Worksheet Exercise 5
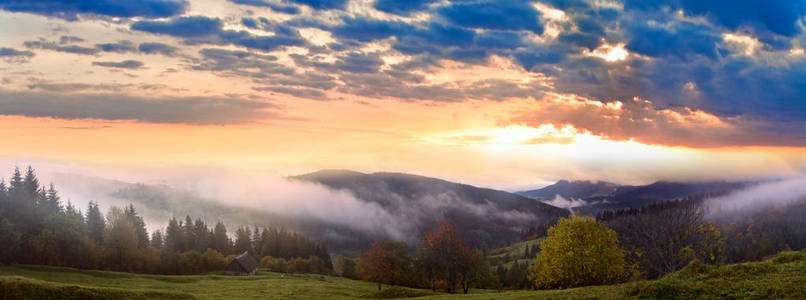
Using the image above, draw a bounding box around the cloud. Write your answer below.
[58,35,84,44]
[191,48,294,77]
[705,177,806,218]
[437,0,544,33]
[24,39,99,55]
[625,20,721,59]
[0,90,277,124]
[131,16,222,38]
[132,16,306,52]
[540,194,588,208]
[625,0,806,37]
[286,0,347,10]
[137,42,177,56]
[374,0,437,16]
[92,60,144,69]
[26,82,131,92]
[95,40,137,53]
[0,47,35,62]
[229,0,300,14]
[508,95,806,147]
[0,0,187,20]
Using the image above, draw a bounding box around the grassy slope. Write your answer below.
[1,249,805,299]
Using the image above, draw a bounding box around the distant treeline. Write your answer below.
[0,166,331,275]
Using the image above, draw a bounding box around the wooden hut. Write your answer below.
[225,252,258,276]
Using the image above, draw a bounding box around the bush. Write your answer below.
[260,256,288,273]
[528,215,627,289]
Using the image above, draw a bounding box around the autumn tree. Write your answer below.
[359,241,397,291]
[605,200,724,278]
[418,221,475,293]
[528,215,626,289]
[103,207,140,272]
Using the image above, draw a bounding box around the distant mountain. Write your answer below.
[517,180,620,201]
[291,170,569,247]
[52,170,569,255]
[518,179,749,213]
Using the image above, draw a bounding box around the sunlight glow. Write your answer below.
[587,43,629,62]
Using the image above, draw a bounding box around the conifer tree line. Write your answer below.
[0,166,331,274]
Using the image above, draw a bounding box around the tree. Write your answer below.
[417,221,470,293]
[103,207,140,272]
[359,241,393,291]
[151,230,164,249]
[41,183,61,215]
[213,221,230,255]
[605,200,724,279]
[233,226,253,255]
[86,201,105,244]
[457,248,499,293]
[125,204,149,248]
[528,215,626,289]
[164,217,184,253]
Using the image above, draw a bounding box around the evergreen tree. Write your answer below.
[233,226,253,254]
[213,221,230,255]
[193,218,209,252]
[183,215,195,251]
[86,201,105,244]
[124,204,149,248]
[151,230,164,249]
[165,217,184,253]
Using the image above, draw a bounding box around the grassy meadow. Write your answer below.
[1,249,805,299]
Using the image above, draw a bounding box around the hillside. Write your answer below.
[518,180,749,213]
[2,249,804,299]
[292,170,569,247]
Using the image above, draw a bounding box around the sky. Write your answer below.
[0,0,805,190]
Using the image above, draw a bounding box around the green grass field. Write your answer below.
[2,249,805,299]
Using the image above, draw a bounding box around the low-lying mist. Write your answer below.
[705,177,806,219]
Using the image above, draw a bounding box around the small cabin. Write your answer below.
[225,252,258,276]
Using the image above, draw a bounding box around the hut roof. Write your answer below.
[229,252,258,273]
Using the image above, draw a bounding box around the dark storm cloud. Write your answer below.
[0,0,187,20]
[0,90,276,124]
[92,60,144,69]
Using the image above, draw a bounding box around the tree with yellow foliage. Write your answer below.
[528,215,626,289]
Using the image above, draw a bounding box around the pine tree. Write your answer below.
[213,221,230,255]
[165,217,184,253]
[42,183,61,215]
[233,226,253,255]
[86,201,105,244]
[124,204,149,248]
[151,230,164,249]
[183,215,195,251]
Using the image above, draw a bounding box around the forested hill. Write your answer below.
[517,179,749,212]
[291,170,569,247]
